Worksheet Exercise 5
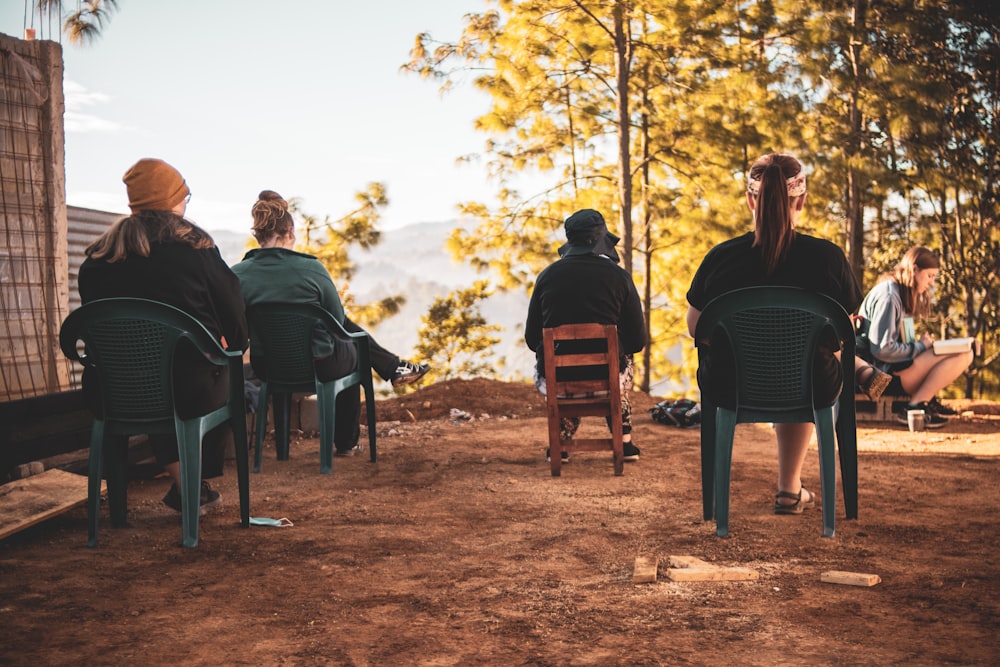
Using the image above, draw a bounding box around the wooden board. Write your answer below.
[632,556,658,584]
[0,469,102,540]
[821,570,881,587]
[666,555,759,582]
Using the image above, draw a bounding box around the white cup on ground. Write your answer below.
[907,409,926,432]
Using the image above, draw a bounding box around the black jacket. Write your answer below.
[525,254,646,377]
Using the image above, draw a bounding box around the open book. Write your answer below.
[932,337,975,356]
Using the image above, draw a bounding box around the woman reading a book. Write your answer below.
[856,246,976,427]
[686,153,888,515]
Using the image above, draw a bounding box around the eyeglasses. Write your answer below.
[185,192,192,204]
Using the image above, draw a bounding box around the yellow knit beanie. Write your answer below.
[122,158,190,212]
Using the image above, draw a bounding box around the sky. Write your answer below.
[2,1,496,234]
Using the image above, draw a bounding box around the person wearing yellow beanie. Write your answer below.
[122,158,191,213]
[78,158,247,517]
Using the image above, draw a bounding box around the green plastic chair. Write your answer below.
[694,286,858,538]
[59,298,251,548]
[245,302,377,474]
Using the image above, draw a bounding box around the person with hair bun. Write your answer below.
[79,158,248,514]
[685,152,884,515]
[232,190,429,456]
[856,246,975,427]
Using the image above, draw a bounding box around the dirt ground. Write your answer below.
[1,378,999,666]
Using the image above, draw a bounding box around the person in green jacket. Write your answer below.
[231,190,429,455]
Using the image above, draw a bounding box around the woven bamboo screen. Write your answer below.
[0,34,73,401]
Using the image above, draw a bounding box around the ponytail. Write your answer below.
[747,153,805,274]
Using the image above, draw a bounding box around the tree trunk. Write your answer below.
[613,2,633,274]
[846,0,868,285]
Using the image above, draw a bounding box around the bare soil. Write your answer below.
[1,378,999,666]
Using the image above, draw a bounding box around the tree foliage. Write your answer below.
[286,182,404,329]
[406,0,1000,399]
[414,280,502,382]
[34,0,119,43]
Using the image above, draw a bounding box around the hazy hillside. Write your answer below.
[214,221,536,383]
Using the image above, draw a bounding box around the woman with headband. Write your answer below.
[685,153,886,515]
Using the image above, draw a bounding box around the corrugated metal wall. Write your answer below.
[66,205,121,312]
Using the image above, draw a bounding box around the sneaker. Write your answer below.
[926,396,958,417]
[545,449,570,463]
[895,402,947,429]
[162,481,222,515]
[622,442,640,462]
[391,360,430,387]
[334,444,362,457]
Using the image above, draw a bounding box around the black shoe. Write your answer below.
[622,442,640,462]
[926,396,958,417]
[545,449,570,463]
[334,444,362,457]
[162,481,222,515]
[896,402,948,429]
[391,361,430,387]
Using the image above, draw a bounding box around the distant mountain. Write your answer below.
[214,220,536,382]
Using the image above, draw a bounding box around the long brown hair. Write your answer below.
[747,153,804,274]
[85,210,215,263]
[892,246,939,318]
[250,190,294,244]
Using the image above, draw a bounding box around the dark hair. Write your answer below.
[892,246,940,318]
[85,210,215,263]
[747,153,804,274]
[250,190,294,244]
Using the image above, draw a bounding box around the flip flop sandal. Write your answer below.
[858,366,893,402]
[773,488,815,515]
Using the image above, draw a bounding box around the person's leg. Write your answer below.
[854,357,892,401]
[774,422,816,510]
[897,348,974,403]
[333,385,362,452]
[342,317,399,381]
[605,357,640,460]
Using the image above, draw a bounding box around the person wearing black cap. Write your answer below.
[525,209,647,462]
[78,158,248,515]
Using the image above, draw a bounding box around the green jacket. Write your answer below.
[231,247,346,359]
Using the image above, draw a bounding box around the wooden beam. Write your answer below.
[0,468,102,540]
[821,570,881,587]
[632,556,658,584]
[666,555,759,582]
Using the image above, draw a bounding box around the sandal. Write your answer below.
[857,365,892,402]
[773,488,816,515]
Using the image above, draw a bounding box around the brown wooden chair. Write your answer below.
[542,323,624,476]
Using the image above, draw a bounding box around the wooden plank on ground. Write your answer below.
[821,570,881,587]
[633,556,658,584]
[0,469,101,540]
[666,555,759,582]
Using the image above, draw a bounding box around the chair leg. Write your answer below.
[253,382,270,473]
[815,408,838,538]
[229,366,251,530]
[318,384,335,474]
[106,435,129,529]
[272,392,292,461]
[363,380,377,462]
[175,420,205,548]
[700,402,717,521]
[86,424,106,548]
[547,408,563,477]
[837,397,859,520]
[714,408,738,537]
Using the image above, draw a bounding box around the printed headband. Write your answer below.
[747,172,807,198]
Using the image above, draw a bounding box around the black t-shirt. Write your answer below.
[686,231,861,408]
[687,231,861,313]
